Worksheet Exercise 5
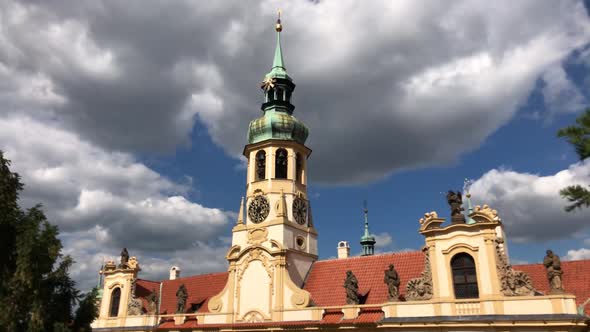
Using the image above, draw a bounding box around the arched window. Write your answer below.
[275,148,288,179]
[109,287,121,317]
[255,150,266,180]
[295,153,303,183]
[451,253,479,299]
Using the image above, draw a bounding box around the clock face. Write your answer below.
[292,197,308,225]
[248,195,270,224]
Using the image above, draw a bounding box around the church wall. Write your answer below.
[237,260,272,320]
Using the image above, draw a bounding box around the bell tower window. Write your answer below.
[295,153,303,183]
[256,150,266,180]
[109,287,121,317]
[275,148,288,179]
[451,253,479,299]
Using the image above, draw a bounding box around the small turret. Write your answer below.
[360,201,376,256]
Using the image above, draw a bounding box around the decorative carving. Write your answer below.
[543,249,564,293]
[127,256,139,270]
[243,311,265,322]
[344,270,359,305]
[146,288,158,315]
[418,211,444,231]
[406,247,433,301]
[208,296,222,312]
[248,195,270,223]
[104,260,116,271]
[292,197,308,225]
[447,191,466,224]
[419,211,438,225]
[120,248,129,268]
[247,228,268,245]
[473,204,501,222]
[384,264,400,301]
[236,249,274,297]
[127,279,143,316]
[495,238,537,296]
[291,291,309,307]
[176,284,188,313]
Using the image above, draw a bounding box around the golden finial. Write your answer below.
[276,9,282,32]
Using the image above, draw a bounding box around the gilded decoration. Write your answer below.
[495,238,537,296]
[247,228,268,245]
[405,247,433,301]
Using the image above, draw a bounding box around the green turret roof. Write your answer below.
[360,204,376,256]
[248,110,308,144]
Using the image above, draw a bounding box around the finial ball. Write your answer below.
[276,23,282,32]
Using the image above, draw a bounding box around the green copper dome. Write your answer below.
[248,110,308,145]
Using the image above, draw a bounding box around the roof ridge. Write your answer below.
[160,271,228,282]
[316,250,421,263]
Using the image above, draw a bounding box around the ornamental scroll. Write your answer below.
[405,246,433,301]
[495,238,537,296]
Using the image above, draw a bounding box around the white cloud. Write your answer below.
[564,248,590,261]
[0,115,233,288]
[542,65,586,115]
[373,232,393,248]
[470,161,590,242]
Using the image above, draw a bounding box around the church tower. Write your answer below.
[207,13,316,323]
[360,203,376,256]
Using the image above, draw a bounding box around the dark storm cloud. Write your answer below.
[1,1,589,183]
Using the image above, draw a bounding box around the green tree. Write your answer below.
[0,151,98,331]
[557,108,590,212]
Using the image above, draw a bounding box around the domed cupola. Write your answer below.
[247,13,309,145]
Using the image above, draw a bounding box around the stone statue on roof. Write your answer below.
[147,288,158,314]
[543,249,564,293]
[446,191,466,224]
[384,264,400,301]
[119,248,129,268]
[344,270,359,305]
[176,284,188,313]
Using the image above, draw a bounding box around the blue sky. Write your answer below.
[0,1,589,289]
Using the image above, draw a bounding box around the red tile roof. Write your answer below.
[515,259,590,315]
[133,251,590,328]
[137,272,228,315]
[303,251,426,306]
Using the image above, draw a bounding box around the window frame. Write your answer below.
[109,287,121,317]
[451,253,479,299]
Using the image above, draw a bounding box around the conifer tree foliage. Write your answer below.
[0,151,98,332]
[557,108,590,212]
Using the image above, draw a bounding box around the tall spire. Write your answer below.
[273,10,285,70]
[266,10,290,80]
[464,179,476,225]
[360,200,376,256]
